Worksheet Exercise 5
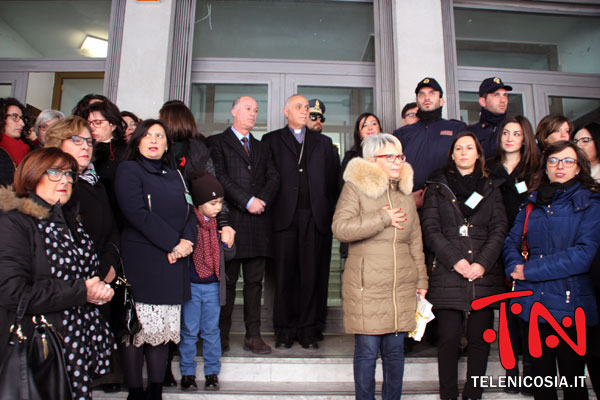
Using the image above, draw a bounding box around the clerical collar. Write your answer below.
[288,126,306,143]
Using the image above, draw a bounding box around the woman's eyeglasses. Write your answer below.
[547,157,577,168]
[6,113,25,122]
[376,154,406,163]
[45,169,77,182]
[572,137,593,145]
[70,135,96,146]
[87,119,107,128]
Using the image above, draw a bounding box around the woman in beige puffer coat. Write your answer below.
[332,133,428,400]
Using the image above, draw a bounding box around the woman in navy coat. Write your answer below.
[115,119,195,400]
[504,140,600,400]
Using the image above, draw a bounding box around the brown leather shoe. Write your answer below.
[243,335,272,354]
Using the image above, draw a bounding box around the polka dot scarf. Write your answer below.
[37,214,115,400]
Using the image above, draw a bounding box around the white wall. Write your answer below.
[393,0,448,121]
[116,0,175,119]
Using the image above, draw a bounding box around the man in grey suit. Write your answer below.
[207,96,280,354]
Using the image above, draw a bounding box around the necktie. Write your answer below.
[241,137,251,159]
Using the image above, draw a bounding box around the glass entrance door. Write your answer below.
[190,62,375,332]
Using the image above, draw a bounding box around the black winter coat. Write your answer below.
[206,128,280,258]
[0,147,15,186]
[422,169,508,311]
[262,126,340,234]
[0,190,88,360]
[486,159,530,229]
[170,137,230,228]
[65,179,120,279]
[115,156,194,305]
[93,140,127,228]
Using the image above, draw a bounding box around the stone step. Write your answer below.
[91,334,598,399]
[92,381,534,399]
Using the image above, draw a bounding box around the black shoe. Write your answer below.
[275,335,293,349]
[204,374,219,391]
[126,387,144,400]
[180,375,198,391]
[300,340,319,349]
[503,386,520,394]
[101,383,121,393]
[163,367,177,387]
[521,385,534,396]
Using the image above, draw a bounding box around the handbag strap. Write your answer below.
[522,202,534,238]
[520,202,535,261]
[14,289,33,324]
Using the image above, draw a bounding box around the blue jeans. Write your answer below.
[354,333,406,400]
[179,282,221,376]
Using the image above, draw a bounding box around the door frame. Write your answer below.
[458,66,600,126]
[191,58,375,333]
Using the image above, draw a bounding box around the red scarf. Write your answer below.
[0,134,30,165]
[192,208,220,280]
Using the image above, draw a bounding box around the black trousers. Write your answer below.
[520,320,589,400]
[272,209,331,343]
[436,308,494,399]
[219,256,266,338]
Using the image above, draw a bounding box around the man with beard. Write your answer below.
[469,77,513,158]
[393,77,466,208]
[262,94,340,350]
[306,99,326,133]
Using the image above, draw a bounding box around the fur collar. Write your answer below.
[343,157,414,199]
[0,186,50,219]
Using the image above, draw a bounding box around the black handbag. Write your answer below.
[113,276,142,339]
[0,290,73,400]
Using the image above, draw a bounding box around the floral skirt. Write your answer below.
[125,302,181,347]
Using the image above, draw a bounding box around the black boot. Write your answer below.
[146,382,162,400]
[127,387,145,400]
[162,343,177,387]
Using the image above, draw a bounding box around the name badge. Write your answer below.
[515,181,528,194]
[185,193,194,206]
[464,192,483,209]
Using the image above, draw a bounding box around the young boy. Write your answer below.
[179,169,235,391]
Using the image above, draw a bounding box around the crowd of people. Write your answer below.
[0,74,598,400]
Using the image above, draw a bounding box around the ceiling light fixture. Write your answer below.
[80,35,108,58]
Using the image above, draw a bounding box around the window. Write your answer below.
[0,1,111,59]
[454,8,600,74]
[193,0,374,61]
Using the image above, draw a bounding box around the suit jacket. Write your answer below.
[262,126,340,234]
[207,128,280,258]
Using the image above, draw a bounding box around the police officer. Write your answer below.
[306,99,325,133]
[393,77,466,208]
[469,77,513,158]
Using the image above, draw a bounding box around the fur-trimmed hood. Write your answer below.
[0,186,50,219]
[342,157,413,199]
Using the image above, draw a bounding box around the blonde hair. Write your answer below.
[44,115,90,148]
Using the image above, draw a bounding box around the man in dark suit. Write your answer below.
[262,94,340,349]
[207,96,280,354]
